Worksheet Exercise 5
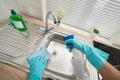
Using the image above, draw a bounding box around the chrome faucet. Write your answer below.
[44,11,57,34]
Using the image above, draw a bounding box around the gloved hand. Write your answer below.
[27,56,47,80]
[64,35,109,70]
[26,47,51,80]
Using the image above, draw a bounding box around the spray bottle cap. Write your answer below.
[11,9,16,15]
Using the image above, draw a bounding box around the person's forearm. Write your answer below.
[98,62,120,80]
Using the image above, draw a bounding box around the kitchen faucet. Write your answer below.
[44,11,57,34]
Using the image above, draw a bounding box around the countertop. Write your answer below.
[0,14,99,80]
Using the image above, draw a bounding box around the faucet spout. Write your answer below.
[45,11,57,34]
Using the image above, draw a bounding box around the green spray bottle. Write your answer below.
[10,9,27,31]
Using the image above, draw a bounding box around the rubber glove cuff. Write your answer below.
[86,46,109,70]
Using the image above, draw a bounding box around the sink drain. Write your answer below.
[52,50,57,55]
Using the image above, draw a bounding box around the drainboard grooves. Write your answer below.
[0,23,43,59]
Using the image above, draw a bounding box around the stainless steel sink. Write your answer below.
[37,32,89,80]
[0,21,91,80]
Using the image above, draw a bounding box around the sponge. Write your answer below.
[26,47,51,62]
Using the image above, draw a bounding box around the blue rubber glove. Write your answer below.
[27,56,47,80]
[26,47,51,80]
[64,35,109,70]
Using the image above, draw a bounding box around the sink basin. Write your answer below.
[38,32,75,79]
[37,32,89,79]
